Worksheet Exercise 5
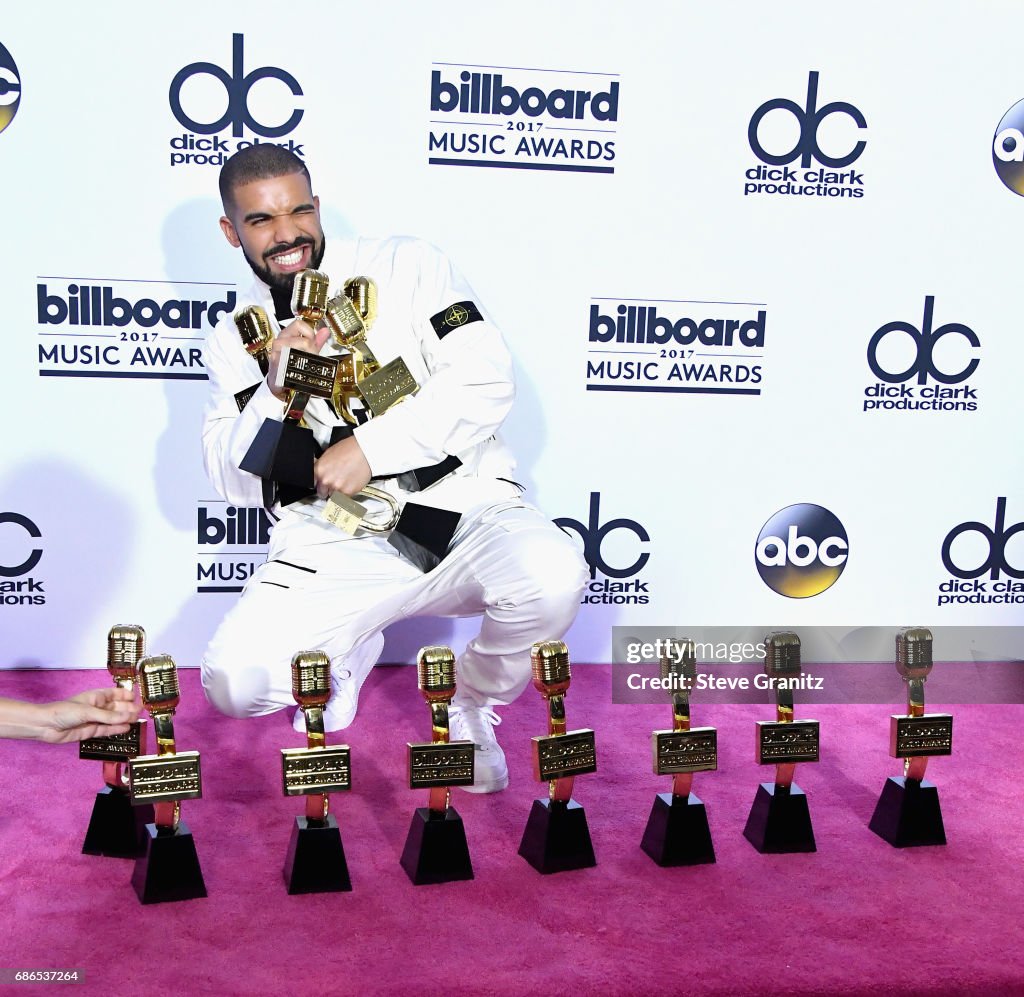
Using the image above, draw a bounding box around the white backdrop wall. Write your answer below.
[1,1,1022,670]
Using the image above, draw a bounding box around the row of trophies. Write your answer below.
[78,626,952,904]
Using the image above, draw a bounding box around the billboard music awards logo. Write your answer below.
[862,296,979,413]
[0,41,21,136]
[168,33,304,167]
[0,512,45,606]
[555,493,651,605]
[36,279,236,379]
[585,296,766,395]
[992,98,1024,195]
[938,498,1024,608]
[755,504,848,598]
[428,62,618,174]
[196,501,272,593]
[744,71,866,200]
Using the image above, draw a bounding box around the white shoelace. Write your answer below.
[451,707,501,748]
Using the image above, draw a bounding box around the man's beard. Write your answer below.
[242,236,326,315]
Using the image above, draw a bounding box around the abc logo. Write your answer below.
[169,33,302,138]
[942,498,1023,580]
[0,41,21,137]
[0,512,42,577]
[555,492,650,580]
[755,504,848,598]
[748,71,866,168]
[993,98,1024,195]
[867,295,979,385]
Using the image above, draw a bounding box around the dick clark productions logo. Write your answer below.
[168,34,304,166]
[744,71,866,199]
[755,504,849,598]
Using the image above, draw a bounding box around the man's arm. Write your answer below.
[0,688,139,743]
[350,240,516,478]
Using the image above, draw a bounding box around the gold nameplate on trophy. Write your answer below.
[281,745,352,796]
[323,492,370,534]
[127,751,203,805]
[755,720,820,765]
[279,347,339,398]
[531,729,598,782]
[358,357,419,416]
[407,741,475,789]
[79,722,145,762]
[651,727,718,776]
[889,714,954,758]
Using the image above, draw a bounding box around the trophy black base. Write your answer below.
[400,807,474,886]
[869,776,947,847]
[240,419,320,493]
[640,792,716,867]
[743,782,816,854]
[131,822,208,904]
[81,786,154,858]
[284,815,352,894]
[518,798,597,874]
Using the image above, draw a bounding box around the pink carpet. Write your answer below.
[1,665,1021,997]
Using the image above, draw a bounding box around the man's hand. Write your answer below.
[0,688,141,744]
[314,435,372,498]
[267,319,332,400]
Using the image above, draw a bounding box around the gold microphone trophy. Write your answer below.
[869,627,951,847]
[80,625,153,857]
[400,646,475,885]
[232,304,274,412]
[281,651,354,893]
[640,638,717,866]
[518,641,597,874]
[742,631,819,853]
[239,269,336,505]
[127,655,206,903]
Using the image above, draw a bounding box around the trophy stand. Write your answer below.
[128,655,206,904]
[518,641,598,874]
[641,638,717,866]
[869,628,951,847]
[282,650,353,893]
[743,632,819,854]
[80,624,154,857]
[400,646,475,885]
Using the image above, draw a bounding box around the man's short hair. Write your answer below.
[219,145,312,214]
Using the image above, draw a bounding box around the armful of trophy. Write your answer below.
[237,270,334,501]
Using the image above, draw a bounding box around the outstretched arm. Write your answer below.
[0,688,140,743]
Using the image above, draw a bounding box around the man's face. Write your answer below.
[219,172,325,294]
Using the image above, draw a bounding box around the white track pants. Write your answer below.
[200,500,589,719]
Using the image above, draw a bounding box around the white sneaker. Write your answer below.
[448,705,509,794]
[292,657,374,734]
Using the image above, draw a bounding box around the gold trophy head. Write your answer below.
[764,631,802,677]
[343,277,378,329]
[290,269,330,323]
[659,637,696,687]
[107,624,145,687]
[531,640,571,697]
[234,305,274,356]
[417,646,457,703]
[138,654,180,714]
[291,650,332,710]
[324,292,366,349]
[896,627,933,681]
